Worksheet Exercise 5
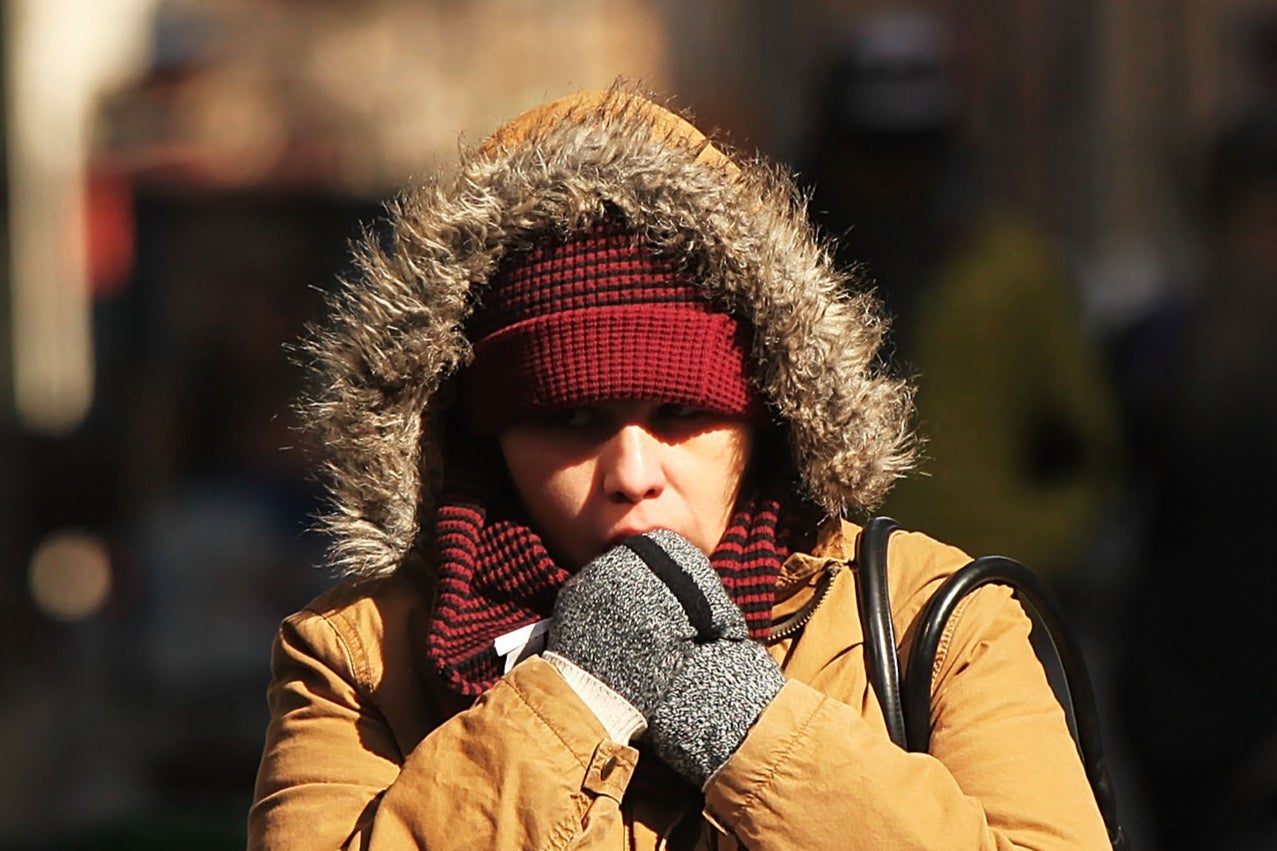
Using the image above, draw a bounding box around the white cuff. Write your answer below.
[542,651,648,743]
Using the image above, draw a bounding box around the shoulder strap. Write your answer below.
[853,516,908,748]
[855,517,1129,850]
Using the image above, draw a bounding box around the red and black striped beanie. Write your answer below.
[463,218,760,434]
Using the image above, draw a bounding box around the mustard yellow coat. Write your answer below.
[249,521,1109,849]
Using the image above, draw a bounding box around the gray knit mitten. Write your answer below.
[547,529,785,786]
[645,616,785,787]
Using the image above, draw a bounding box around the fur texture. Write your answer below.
[300,86,916,579]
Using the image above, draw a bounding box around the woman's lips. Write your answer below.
[604,525,665,549]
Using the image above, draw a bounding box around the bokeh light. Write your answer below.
[28,530,113,622]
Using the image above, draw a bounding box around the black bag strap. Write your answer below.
[854,517,1129,850]
[853,516,908,748]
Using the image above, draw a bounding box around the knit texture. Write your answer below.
[464,220,759,436]
[542,651,648,743]
[547,530,731,717]
[647,639,786,786]
[548,529,785,786]
[425,448,810,698]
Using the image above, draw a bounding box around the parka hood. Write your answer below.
[301,86,915,580]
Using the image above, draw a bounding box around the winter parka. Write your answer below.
[248,87,1111,849]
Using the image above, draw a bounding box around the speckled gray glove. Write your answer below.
[546,529,785,786]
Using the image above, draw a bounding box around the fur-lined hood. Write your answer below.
[301,87,915,580]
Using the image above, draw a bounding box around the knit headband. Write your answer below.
[463,220,760,435]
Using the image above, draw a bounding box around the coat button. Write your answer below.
[599,755,617,780]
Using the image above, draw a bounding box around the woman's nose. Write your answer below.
[600,424,666,503]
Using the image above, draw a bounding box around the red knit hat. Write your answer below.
[464,219,760,435]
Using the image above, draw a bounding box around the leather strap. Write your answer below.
[853,516,907,748]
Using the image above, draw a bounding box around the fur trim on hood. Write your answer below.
[300,86,916,580]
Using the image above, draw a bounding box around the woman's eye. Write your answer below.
[655,404,712,425]
[555,408,596,428]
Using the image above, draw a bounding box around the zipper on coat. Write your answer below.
[765,562,842,643]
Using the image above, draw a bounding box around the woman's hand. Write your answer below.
[547,530,785,785]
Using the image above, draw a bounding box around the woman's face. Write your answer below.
[499,399,753,569]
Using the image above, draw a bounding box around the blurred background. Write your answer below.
[2,0,1275,848]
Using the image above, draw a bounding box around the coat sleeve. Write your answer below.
[247,608,638,851]
[703,584,1112,850]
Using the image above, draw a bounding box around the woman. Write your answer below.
[248,87,1110,849]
